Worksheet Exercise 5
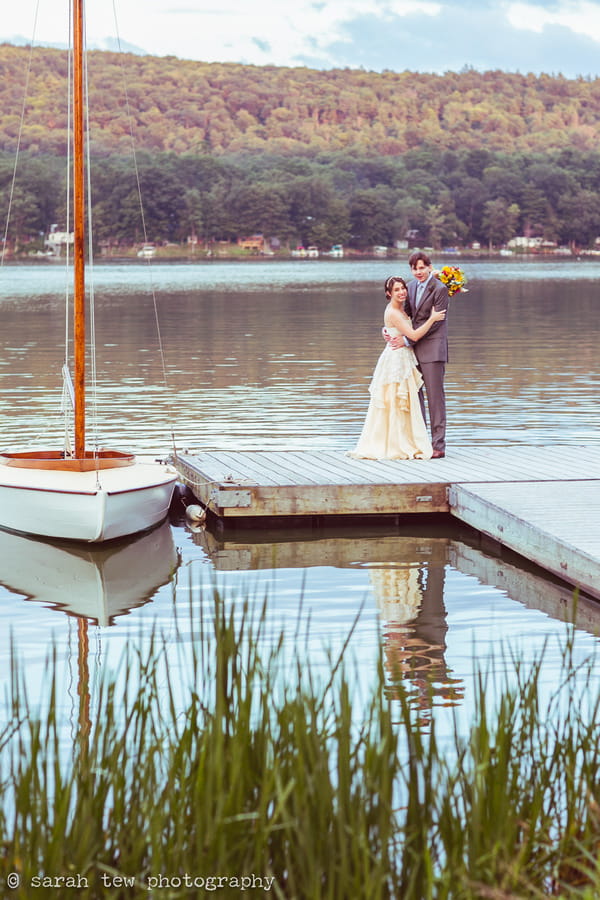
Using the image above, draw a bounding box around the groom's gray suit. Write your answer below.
[404,276,449,453]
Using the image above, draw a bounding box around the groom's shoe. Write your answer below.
[431,450,445,459]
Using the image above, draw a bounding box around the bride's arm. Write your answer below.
[389,307,445,342]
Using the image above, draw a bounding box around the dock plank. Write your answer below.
[209,450,302,486]
[181,451,261,485]
[262,451,364,485]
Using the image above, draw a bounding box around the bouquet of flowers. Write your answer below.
[436,265,468,296]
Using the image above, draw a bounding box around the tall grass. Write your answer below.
[1,593,600,898]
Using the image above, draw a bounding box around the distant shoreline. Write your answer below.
[10,248,590,265]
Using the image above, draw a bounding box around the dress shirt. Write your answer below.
[415,282,425,309]
[415,274,432,309]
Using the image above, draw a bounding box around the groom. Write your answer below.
[398,251,449,457]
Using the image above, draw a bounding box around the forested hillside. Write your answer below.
[2,44,600,156]
[2,43,600,252]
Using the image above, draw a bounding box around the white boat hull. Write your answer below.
[0,459,177,542]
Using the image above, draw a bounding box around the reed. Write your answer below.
[0,593,599,898]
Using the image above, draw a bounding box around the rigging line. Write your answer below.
[0,1,40,267]
[110,0,179,457]
[82,15,100,458]
[65,9,74,370]
[62,8,75,459]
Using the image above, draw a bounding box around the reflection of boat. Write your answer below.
[0,0,176,542]
[0,521,178,626]
[0,521,179,742]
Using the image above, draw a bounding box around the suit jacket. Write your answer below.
[404,276,449,364]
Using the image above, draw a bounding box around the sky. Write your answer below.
[3,0,600,78]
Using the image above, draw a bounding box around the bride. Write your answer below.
[348,276,446,460]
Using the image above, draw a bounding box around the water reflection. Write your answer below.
[194,524,463,715]
[0,513,598,745]
[450,539,600,634]
[0,523,179,737]
[194,520,600,722]
[368,561,464,724]
[0,521,179,626]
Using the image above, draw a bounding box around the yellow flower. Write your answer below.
[437,265,468,295]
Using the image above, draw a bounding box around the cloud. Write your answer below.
[507,1,600,42]
[137,1,444,67]
[318,1,600,76]
[3,0,600,77]
[2,0,442,67]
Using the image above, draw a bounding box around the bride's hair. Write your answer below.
[384,275,407,297]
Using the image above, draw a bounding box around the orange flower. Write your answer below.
[437,265,468,296]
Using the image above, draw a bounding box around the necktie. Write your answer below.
[416,283,425,309]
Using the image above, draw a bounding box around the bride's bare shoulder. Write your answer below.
[386,305,408,328]
[383,301,395,327]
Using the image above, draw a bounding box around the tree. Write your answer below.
[91,157,187,243]
[348,187,395,249]
[183,188,203,242]
[424,204,445,249]
[0,185,40,250]
[481,199,520,248]
[557,189,600,249]
[286,176,348,247]
[305,196,350,248]
[0,156,61,248]
[450,175,487,243]
[226,183,291,241]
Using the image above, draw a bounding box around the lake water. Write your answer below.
[0,257,599,736]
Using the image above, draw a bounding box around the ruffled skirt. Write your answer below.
[347,346,432,460]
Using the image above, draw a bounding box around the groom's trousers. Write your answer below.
[417,361,446,453]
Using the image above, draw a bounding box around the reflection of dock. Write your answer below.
[174,446,600,601]
[450,540,600,632]
[197,525,600,631]
[196,529,449,571]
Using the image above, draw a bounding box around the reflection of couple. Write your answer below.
[348,251,449,461]
[369,561,463,716]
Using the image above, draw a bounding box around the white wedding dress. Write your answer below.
[348,327,433,460]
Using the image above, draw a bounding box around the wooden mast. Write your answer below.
[77,616,91,747]
[73,0,86,458]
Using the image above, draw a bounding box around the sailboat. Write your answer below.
[0,0,177,542]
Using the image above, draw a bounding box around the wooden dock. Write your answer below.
[172,445,600,601]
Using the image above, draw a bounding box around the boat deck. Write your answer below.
[173,445,600,601]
